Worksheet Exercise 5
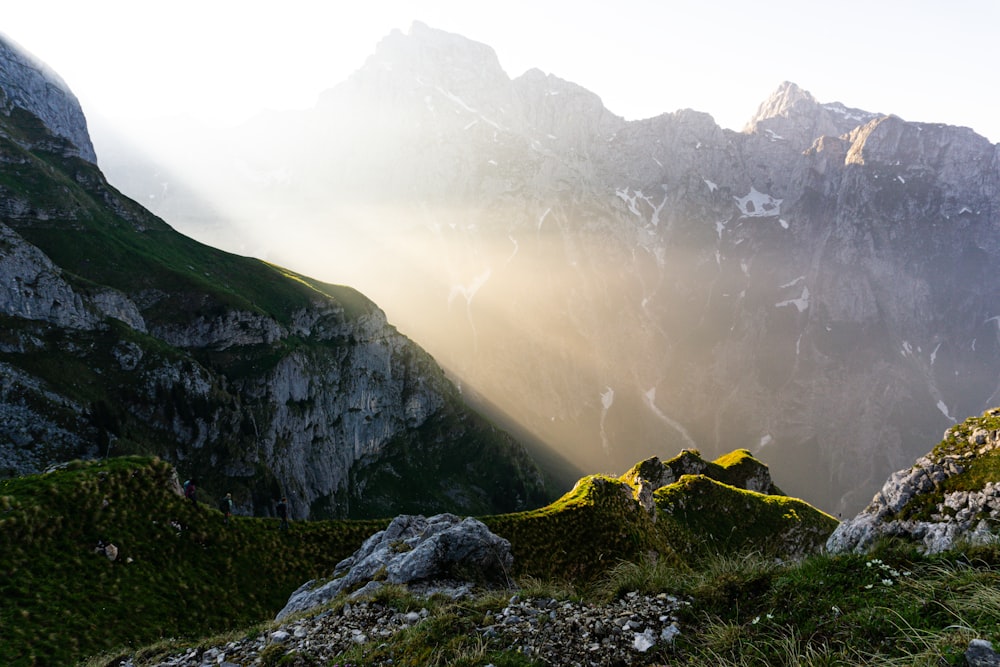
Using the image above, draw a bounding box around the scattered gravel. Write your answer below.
[118,589,688,667]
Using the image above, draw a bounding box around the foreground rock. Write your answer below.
[828,409,1000,554]
[277,513,513,620]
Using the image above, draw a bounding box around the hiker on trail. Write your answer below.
[183,479,198,505]
[221,492,233,526]
[276,496,290,530]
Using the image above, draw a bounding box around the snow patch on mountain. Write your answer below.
[735,188,782,218]
[599,386,615,454]
[776,287,810,312]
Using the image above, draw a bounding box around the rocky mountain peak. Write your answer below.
[512,67,622,147]
[746,81,818,127]
[0,33,96,164]
[745,81,880,149]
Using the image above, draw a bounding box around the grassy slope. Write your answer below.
[0,107,361,326]
[1,448,835,665]
[0,457,387,666]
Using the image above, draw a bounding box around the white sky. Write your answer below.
[3,0,999,142]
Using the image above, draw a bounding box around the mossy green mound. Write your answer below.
[485,473,681,582]
[486,448,835,582]
[655,474,838,557]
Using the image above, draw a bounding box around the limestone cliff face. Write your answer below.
[98,24,1000,517]
[0,35,548,519]
[0,34,96,163]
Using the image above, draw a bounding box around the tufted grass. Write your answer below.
[593,540,1000,666]
[0,456,387,666]
[162,543,1000,667]
[60,467,1000,667]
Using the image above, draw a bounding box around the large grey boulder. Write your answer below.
[276,513,513,620]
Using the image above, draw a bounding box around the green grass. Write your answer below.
[654,474,838,558]
[0,448,830,665]
[9,452,1000,667]
[101,544,1000,667]
[0,457,386,666]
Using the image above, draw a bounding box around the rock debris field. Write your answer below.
[119,590,687,667]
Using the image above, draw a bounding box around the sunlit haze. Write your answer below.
[4,0,1000,514]
[5,0,999,141]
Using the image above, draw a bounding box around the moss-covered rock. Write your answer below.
[654,474,837,557]
[829,408,1000,554]
[487,448,835,581]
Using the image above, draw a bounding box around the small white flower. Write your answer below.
[882,579,894,586]
[864,583,874,589]
[752,616,760,625]
[766,613,774,619]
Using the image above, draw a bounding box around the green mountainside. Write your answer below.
[0,86,549,520]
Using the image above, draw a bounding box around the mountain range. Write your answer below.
[96,22,1000,515]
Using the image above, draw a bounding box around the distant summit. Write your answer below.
[744,80,881,145]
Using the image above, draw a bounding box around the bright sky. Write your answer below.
[4,0,999,142]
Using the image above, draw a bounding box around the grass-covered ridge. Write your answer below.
[655,474,838,558]
[0,117,364,329]
[484,448,835,582]
[1,450,835,665]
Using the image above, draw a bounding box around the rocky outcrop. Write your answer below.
[622,449,780,515]
[828,409,1000,554]
[0,34,96,163]
[276,513,513,620]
